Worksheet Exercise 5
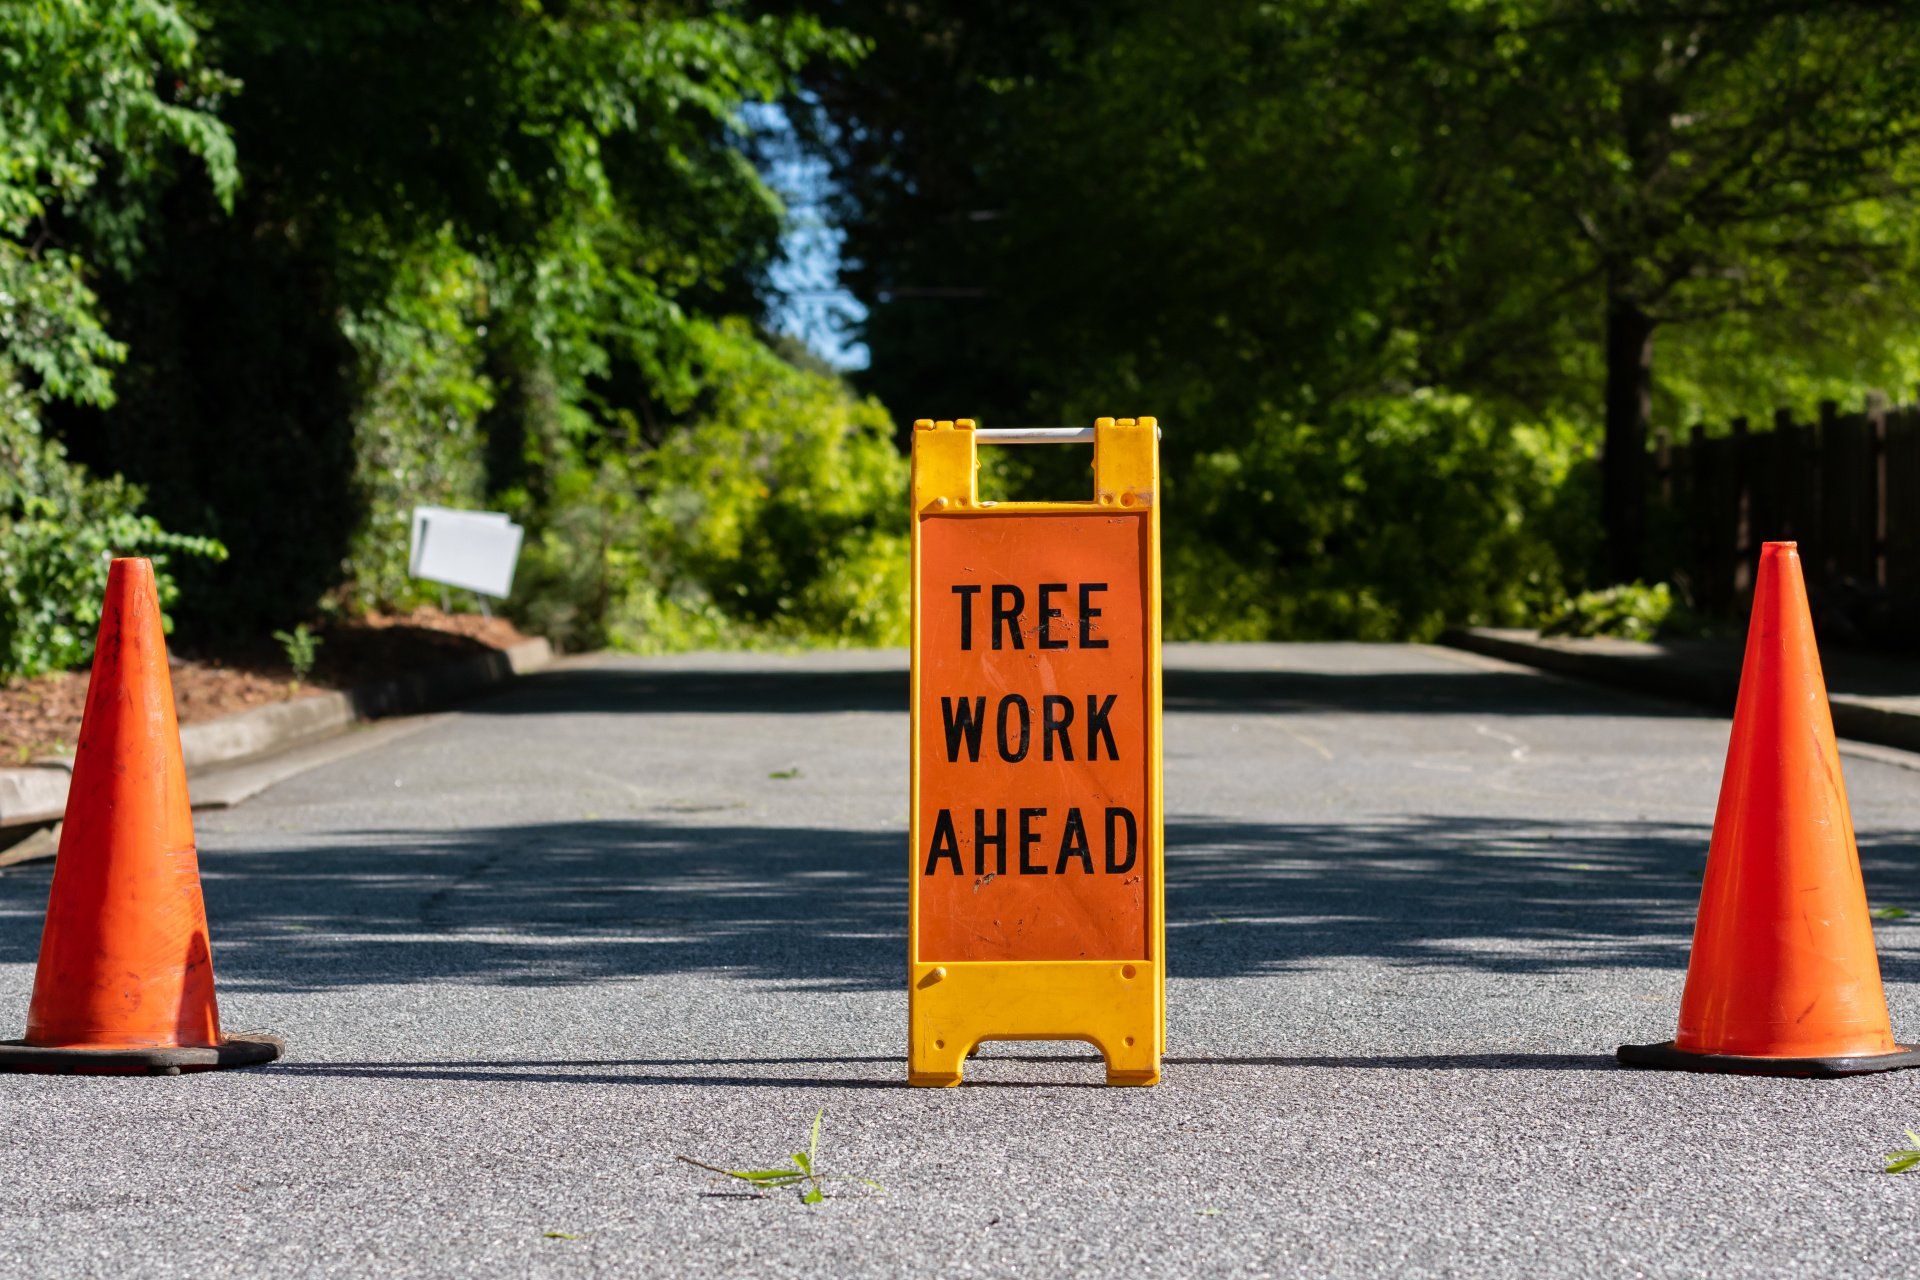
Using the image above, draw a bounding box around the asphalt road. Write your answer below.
[2,643,1919,1277]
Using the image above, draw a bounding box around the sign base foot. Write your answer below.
[909,960,1162,1088]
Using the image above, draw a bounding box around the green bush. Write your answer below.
[505,457,651,652]
[1539,582,1685,642]
[626,319,908,647]
[504,319,909,653]
[338,234,495,612]
[0,409,225,678]
[1168,392,1575,641]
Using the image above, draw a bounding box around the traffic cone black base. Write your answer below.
[1618,1040,1920,1078]
[0,1032,283,1076]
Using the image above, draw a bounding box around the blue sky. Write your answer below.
[746,101,870,371]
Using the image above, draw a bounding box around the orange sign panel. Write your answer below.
[915,512,1152,961]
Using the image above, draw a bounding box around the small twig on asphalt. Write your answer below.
[677,1109,883,1204]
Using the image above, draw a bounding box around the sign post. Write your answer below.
[908,416,1164,1087]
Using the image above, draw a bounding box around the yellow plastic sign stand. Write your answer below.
[908,416,1164,1087]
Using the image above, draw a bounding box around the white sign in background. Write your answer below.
[409,506,525,599]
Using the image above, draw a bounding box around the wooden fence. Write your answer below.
[1648,394,1920,636]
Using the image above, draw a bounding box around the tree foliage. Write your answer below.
[507,318,904,651]
[1358,0,1920,578]
[4,1,882,673]
[0,0,233,677]
[631,319,906,648]
[790,0,1920,628]
[0,0,903,677]
[9,1,1920,675]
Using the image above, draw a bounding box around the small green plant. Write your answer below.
[271,623,323,690]
[1539,582,1682,642]
[677,1109,882,1205]
[1873,906,1911,921]
[1885,1131,1920,1173]
[769,767,800,780]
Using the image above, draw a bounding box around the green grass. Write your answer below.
[677,1110,882,1205]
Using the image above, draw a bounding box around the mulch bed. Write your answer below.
[0,608,531,763]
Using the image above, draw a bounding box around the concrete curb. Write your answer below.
[1443,627,1920,754]
[0,769,70,832]
[0,636,552,830]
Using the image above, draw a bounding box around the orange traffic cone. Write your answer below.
[1619,541,1919,1076]
[0,559,281,1074]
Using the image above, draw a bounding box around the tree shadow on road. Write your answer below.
[1168,816,1707,979]
[462,657,1701,721]
[466,663,909,717]
[9,812,1916,994]
[1162,667,1694,720]
[1170,817,1920,983]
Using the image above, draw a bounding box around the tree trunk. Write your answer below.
[1602,289,1655,583]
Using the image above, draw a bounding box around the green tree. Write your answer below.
[787,0,1576,632]
[789,0,1920,623]
[1370,0,1920,579]
[57,1,862,636]
[1,0,234,411]
[0,0,234,676]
